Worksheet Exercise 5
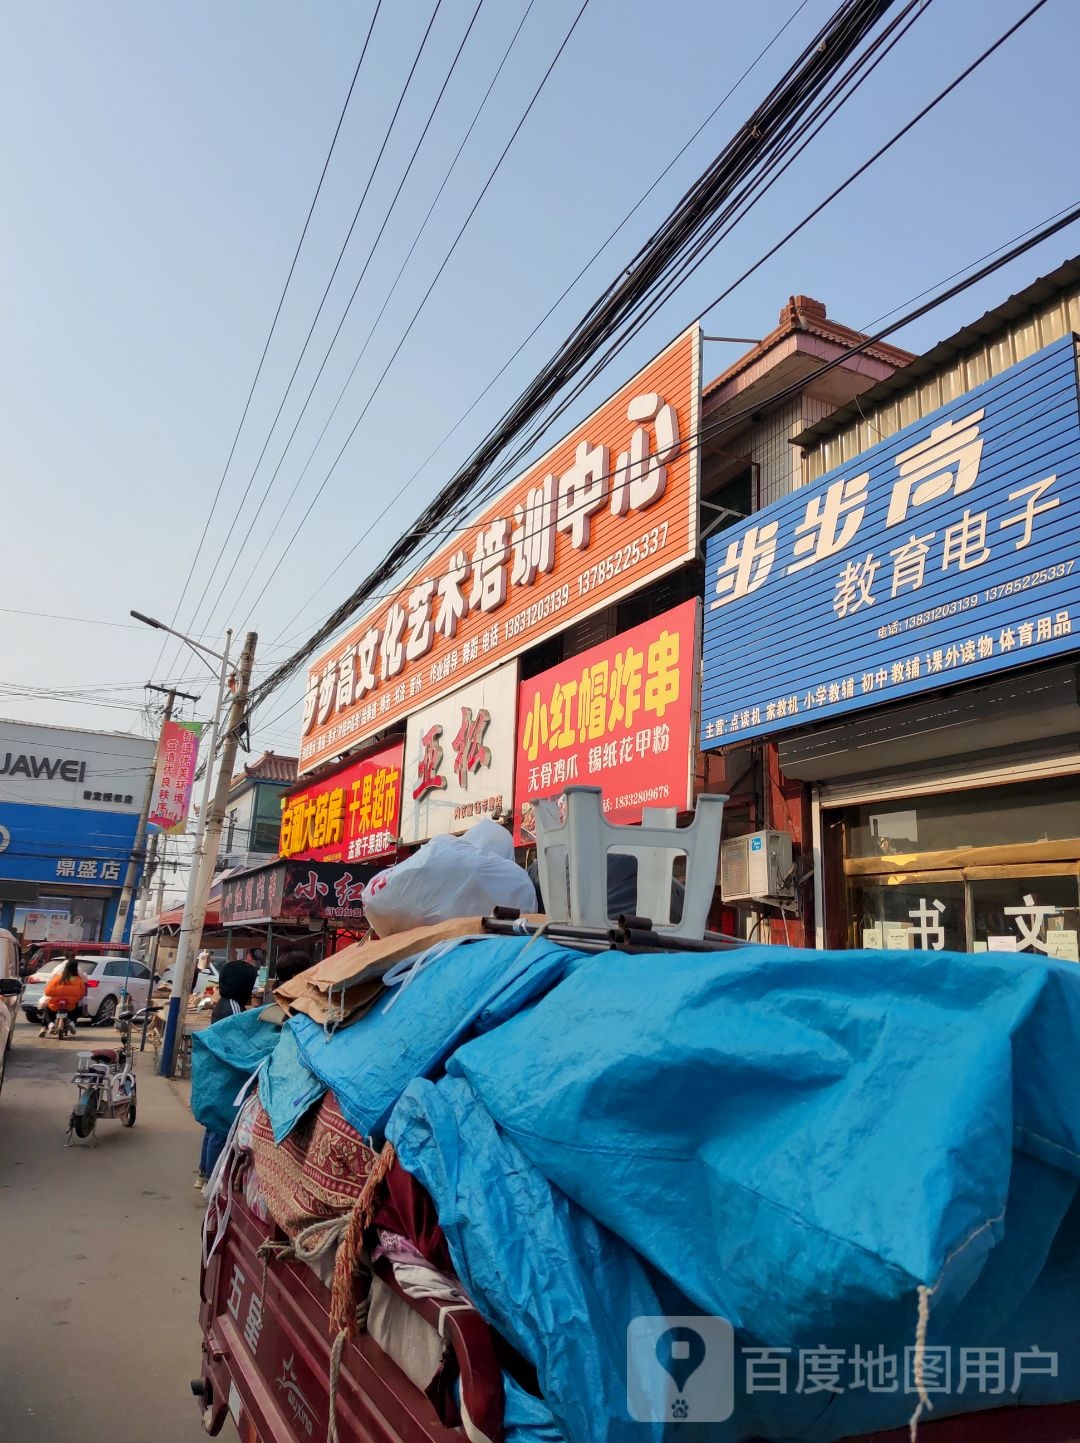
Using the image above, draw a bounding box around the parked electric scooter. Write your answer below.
[67,998,137,1144]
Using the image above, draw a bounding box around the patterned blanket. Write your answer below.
[249,1092,376,1246]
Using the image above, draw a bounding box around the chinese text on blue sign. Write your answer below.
[700,337,1080,748]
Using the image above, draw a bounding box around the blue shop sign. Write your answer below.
[0,802,139,886]
[701,335,1080,748]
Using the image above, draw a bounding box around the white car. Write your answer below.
[22,954,156,1028]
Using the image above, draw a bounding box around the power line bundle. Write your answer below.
[248,0,916,711]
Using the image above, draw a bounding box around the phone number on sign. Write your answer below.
[900,593,979,632]
[578,521,670,597]
[985,558,1075,602]
[504,583,572,641]
[603,784,671,812]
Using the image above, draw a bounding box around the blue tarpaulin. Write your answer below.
[288,935,572,1140]
[384,939,1080,1442]
[242,934,1080,1441]
[191,1007,280,1135]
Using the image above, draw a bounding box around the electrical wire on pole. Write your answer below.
[167,0,447,666]
[239,0,919,703]
[256,0,1050,666]
[244,199,1080,726]
[153,2,384,679]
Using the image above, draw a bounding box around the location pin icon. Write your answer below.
[656,1325,706,1398]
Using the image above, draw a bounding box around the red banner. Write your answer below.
[148,720,203,834]
[513,599,698,841]
[279,742,403,865]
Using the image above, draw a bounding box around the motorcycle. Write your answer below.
[47,1000,76,1040]
[67,998,138,1144]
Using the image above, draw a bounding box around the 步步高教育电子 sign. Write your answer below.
[700,336,1080,748]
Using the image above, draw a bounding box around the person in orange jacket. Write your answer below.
[39,958,88,1037]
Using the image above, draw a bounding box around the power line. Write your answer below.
[395,0,1049,571]
[421,0,930,538]
[196,0,490,641]
[152,1,383,676]
[242,0,917,699]
[217,0,541,635]
[259,0,817,646]
[167,0,444,667]
[232,0,596,636]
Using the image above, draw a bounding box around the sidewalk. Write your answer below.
[0,1019,214,1443]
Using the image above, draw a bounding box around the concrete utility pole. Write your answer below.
[115,682,199,951]
[161,631,257,1079]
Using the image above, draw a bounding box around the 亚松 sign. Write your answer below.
[513,600,698,840]
[399,662,517,844]
[298,326,701,775]
[701,336,1080,749]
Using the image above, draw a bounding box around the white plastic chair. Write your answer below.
[532,785,727,939]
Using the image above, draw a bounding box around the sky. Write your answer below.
[2,0,1078,787]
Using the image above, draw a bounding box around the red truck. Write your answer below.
[195,1120,1080,1443]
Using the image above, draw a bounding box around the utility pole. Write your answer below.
[161,631,257,1079]
[116,682,199,952]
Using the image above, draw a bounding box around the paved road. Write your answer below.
[0,1014,218,1443]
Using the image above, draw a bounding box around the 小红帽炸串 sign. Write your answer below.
[514,599,698,840]
[298,326,701,775]
[700,336,1080,748]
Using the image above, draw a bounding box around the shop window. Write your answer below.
[847,879,966,951]
[844,776,1080,860]
[13,895,106,943]
[970,876,1080,960]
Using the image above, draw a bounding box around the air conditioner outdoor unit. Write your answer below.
[720,829,794,902]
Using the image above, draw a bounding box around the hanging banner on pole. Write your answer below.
[148,720,204,835]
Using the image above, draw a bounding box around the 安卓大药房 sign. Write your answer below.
[298,326,701,775]
[514,599,698,840]
[700,336,1080,748]
[279,742,403,865]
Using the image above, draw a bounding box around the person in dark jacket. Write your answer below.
[211,947,263,1020]
[196,952,265,1186]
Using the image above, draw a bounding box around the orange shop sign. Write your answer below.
[298,325,702,775]
[279,741,403,865]
[514,599,699,842]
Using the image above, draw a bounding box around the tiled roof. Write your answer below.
[702,295,915,400]
[229,750,298,790]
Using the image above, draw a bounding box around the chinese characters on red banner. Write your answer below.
[514,600,697,840]
[279,742,403,864]
[299,327,701,774]
[148,720,203,834]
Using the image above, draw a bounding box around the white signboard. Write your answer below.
[0,719,156,813]
[400,662,518,845]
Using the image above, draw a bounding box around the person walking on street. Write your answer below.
[194,955,263,1188]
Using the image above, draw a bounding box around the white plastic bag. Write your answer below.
[362,819,538,936]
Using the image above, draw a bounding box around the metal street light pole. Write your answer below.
[130,611,234,1079]
[113,681,200,951]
